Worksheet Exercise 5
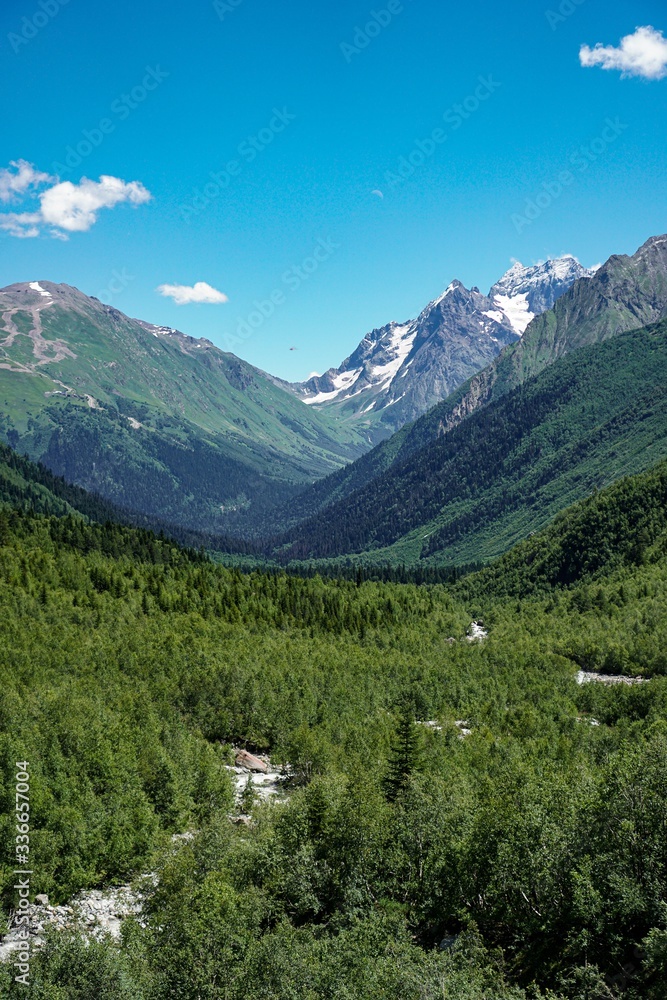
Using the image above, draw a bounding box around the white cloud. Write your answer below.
[580,25,667,80]
[0,212,42,239]
[40,176,151,232]
[157,282,229,305]
[0,167,152,238]
[0,160,54,202]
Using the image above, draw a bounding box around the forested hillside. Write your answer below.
[458,459,667,599]
[0,441,124,522]
[0,442,259,556]
[277,320,667,564]
[2,460,667,996]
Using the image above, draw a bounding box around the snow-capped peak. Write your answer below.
[302,320,418,406]
[294,251,593,430]
[421,281,462,312]
[502,260,526,277]
[489,256,595,335]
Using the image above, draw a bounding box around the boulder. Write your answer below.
[235,750,268,773]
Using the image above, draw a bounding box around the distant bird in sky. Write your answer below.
[289,346,298,351]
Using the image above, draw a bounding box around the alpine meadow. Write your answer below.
[1,2,667,999]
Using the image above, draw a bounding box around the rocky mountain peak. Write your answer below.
[489,256,595,333]
[634,234,667,262]
[292,252,590,439]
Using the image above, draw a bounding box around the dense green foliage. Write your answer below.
[0,440,269,559]
[1,454,667,996]
[0,442,127,523]
[277,321,667,565]
[459,459,667,599]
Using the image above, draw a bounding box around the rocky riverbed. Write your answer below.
[1,749,289,963]
[576,669,649,686]
[467,621,488,642]
[0,884,146,962]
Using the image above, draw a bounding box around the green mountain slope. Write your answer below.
[0,441,260,555]
[435,232,667,434]
[0,282,370,535]
[274,234,667,530]
[277,319,667,563]
[459,458,667,599]
[0,440,120,521]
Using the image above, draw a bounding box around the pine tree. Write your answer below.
[384,704,424,802]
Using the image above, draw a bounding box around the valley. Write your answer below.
[276,319,667,564]
[4,6,667,997]
[0,247,615,549]
[2,447,667,997]
[1,236,667,1000]
[269,234,667,558]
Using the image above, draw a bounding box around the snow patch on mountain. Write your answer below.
[29,281,51,298]
[483,309,505,325]
[492,292,534,335]
[370,324,417,386]
[490,256,595,334]
[304,367,362,405]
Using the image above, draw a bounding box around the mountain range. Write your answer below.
[1,235,666,562]
[289,256,593,441]
[0,254,590,537]
[270,234,667,558]
[0,281,370,535]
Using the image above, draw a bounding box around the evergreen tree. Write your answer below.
[384,703,424,802]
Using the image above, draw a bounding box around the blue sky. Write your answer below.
[0,0,665,381]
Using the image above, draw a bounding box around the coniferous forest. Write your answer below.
[1,452,667,997]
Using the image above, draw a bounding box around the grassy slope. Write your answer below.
[0,283,371,535]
